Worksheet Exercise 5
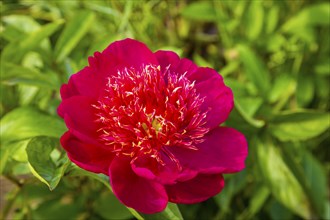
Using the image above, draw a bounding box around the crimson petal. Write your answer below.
[155,50,198,76]
[109,157,168,214]
[102,38,159,72]
[170,127,248,174]
[61,132,113,174]
[190,67,234,128]
[166,173,224,204]
[57,96,100,145]
[62,39,159,100]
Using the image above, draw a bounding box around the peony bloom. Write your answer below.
[58,39,248,214]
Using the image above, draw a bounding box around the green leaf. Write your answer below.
[141,203,183,220]
[54,11,95,62]
[248,185,270,216]
[297,74,314,107]
[94,192,134,220]
[67,165,144,220]
[214,171,248,214]
[269,111,330,141]
[268,74,296,104]
[33,196,84,220]
[1,62,59,89]
[245,1,264,40]
[237,45,271,97]
[255,139,311,219]
[0,147,10,174]
[301,150,328,218]
[67,165,112,191]
[0,107,66,142]
[2,20,64,63]
[282,3,330,32]
[26,136,69,190]
[237,184,270,220]
[181,2,216,22]
[266,6,279,34]
[235,97,265,128]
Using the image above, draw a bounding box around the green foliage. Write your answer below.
[26,137,69,191]
[0,0,329,220]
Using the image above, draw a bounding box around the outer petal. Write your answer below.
[190,67,234,128]
[109,157,168,214]
[57,96,99,145]
[155,51,198,76]
[61,131,113,175]
[169,127,248,174]
[62,39,158,100]
[101,38,158,72]
[166,174,224,204]
[61,66,103,100]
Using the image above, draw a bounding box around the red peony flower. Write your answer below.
[58,39,248,214]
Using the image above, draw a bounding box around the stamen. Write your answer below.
[93,65,209,166]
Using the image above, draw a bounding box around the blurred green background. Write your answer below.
[0,0,329,220]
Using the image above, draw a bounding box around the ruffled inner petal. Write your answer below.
[109,157,168,214]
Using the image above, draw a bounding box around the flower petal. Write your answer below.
[109,157,168,214]
[102,38,158,71]
[166,173,224,204]
[62,39,158,100]
[61,66,103,100]
[131,152,184,184]
[170,127,248,174]
[154,53,233,128]
[60,131,113,174]
[190,67,234,128]
[155,50,198,76]
[57,96,99,144]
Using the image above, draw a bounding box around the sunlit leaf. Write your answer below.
[54,11,95,62]
[181,2,216,21]
[1,62,59,89]
[266,6,279,34]
[2,20,64,63]
[235,98,265,128]
[269,111,330,141]
[0,107,66,142]
[237,45,271,97]
[256,138,311,219]
[245,1,264,40]
[26,136,69,190]
[282,3,330,32]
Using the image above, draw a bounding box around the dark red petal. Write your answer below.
[109,157,168,214]
[57,96,99,144]
[60,131,113,175]
[131,152,182,184]
[62,66,103,100]
[166,173,224,204]
[62,39,158,100]
[169,127,248,174]
[103,38,158,71]
[190,67,234,128]
[155,50,198,76]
